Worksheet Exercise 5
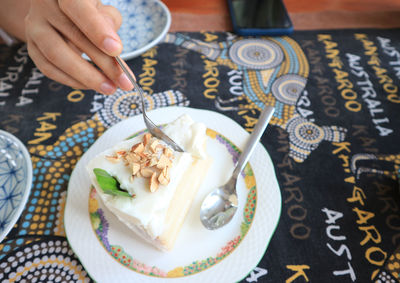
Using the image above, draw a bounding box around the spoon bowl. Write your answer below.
[200,106,275,230]
[200,178,238,229]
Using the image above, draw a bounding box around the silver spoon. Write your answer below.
[115,56,184,152]
[200,106,275,230]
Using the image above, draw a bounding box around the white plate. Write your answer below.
[64,106,281,282]
[102,0,171,60]
[0,130,33,243]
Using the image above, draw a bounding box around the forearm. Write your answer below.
[0,0,30,42]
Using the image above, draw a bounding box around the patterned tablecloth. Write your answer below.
[1,29,400,282]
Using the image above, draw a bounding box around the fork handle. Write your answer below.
[115,56,185,153]
[115,56,135,85]
[115,56,147,121]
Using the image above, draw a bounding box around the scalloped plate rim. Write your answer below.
[64,106,282,282]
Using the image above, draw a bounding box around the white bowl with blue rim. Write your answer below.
[0,130,32,243]
[102,0,171,60]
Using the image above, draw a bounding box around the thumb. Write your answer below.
[59,0,122,56]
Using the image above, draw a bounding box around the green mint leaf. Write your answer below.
[93,168,131,198]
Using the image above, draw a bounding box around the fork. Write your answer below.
[115,56,185,152]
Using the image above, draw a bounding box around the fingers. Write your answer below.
[27,40,87,90]
[59,0,122,56]
[65,39,84,56]
[45,7,133,91]
[100,5,122,31]
[25,0,134,93]
[26,18,117,94]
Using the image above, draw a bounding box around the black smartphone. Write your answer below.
[227,0,293,36]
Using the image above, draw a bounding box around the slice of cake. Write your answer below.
[86,114,212,251]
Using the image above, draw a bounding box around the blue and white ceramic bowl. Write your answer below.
[102,0,171,59]
[0,130,32,243]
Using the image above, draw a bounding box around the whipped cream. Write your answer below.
[163,114,207,159]
[87,114,207,239]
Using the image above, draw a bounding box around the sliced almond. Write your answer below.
[148,156,158,167]
[164,166,170,180]
[156,144,165,152]
[149,139,159,153]
[164,148,173,158]
[157,154,172,169]
[109,134,176,187]
[131,163,140,175]
[139,158,148,167]
[158,167,170,185]
[116,150,127,156]
[138,152,148,159]
[143,133,152,146]
[140,167,154,178]
[158,173,168,185]
[125,152,140,163]
[105,155,120,163]
[131,143,145,153]
[150,172,159,192]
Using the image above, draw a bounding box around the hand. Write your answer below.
[25,0,134,94]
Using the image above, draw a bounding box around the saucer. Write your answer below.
[102,0,171,60]
[0,130,32,243]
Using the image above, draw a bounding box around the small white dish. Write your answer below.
[0,130,32,243]
[64,106,282,282]
[102,0,171,60]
